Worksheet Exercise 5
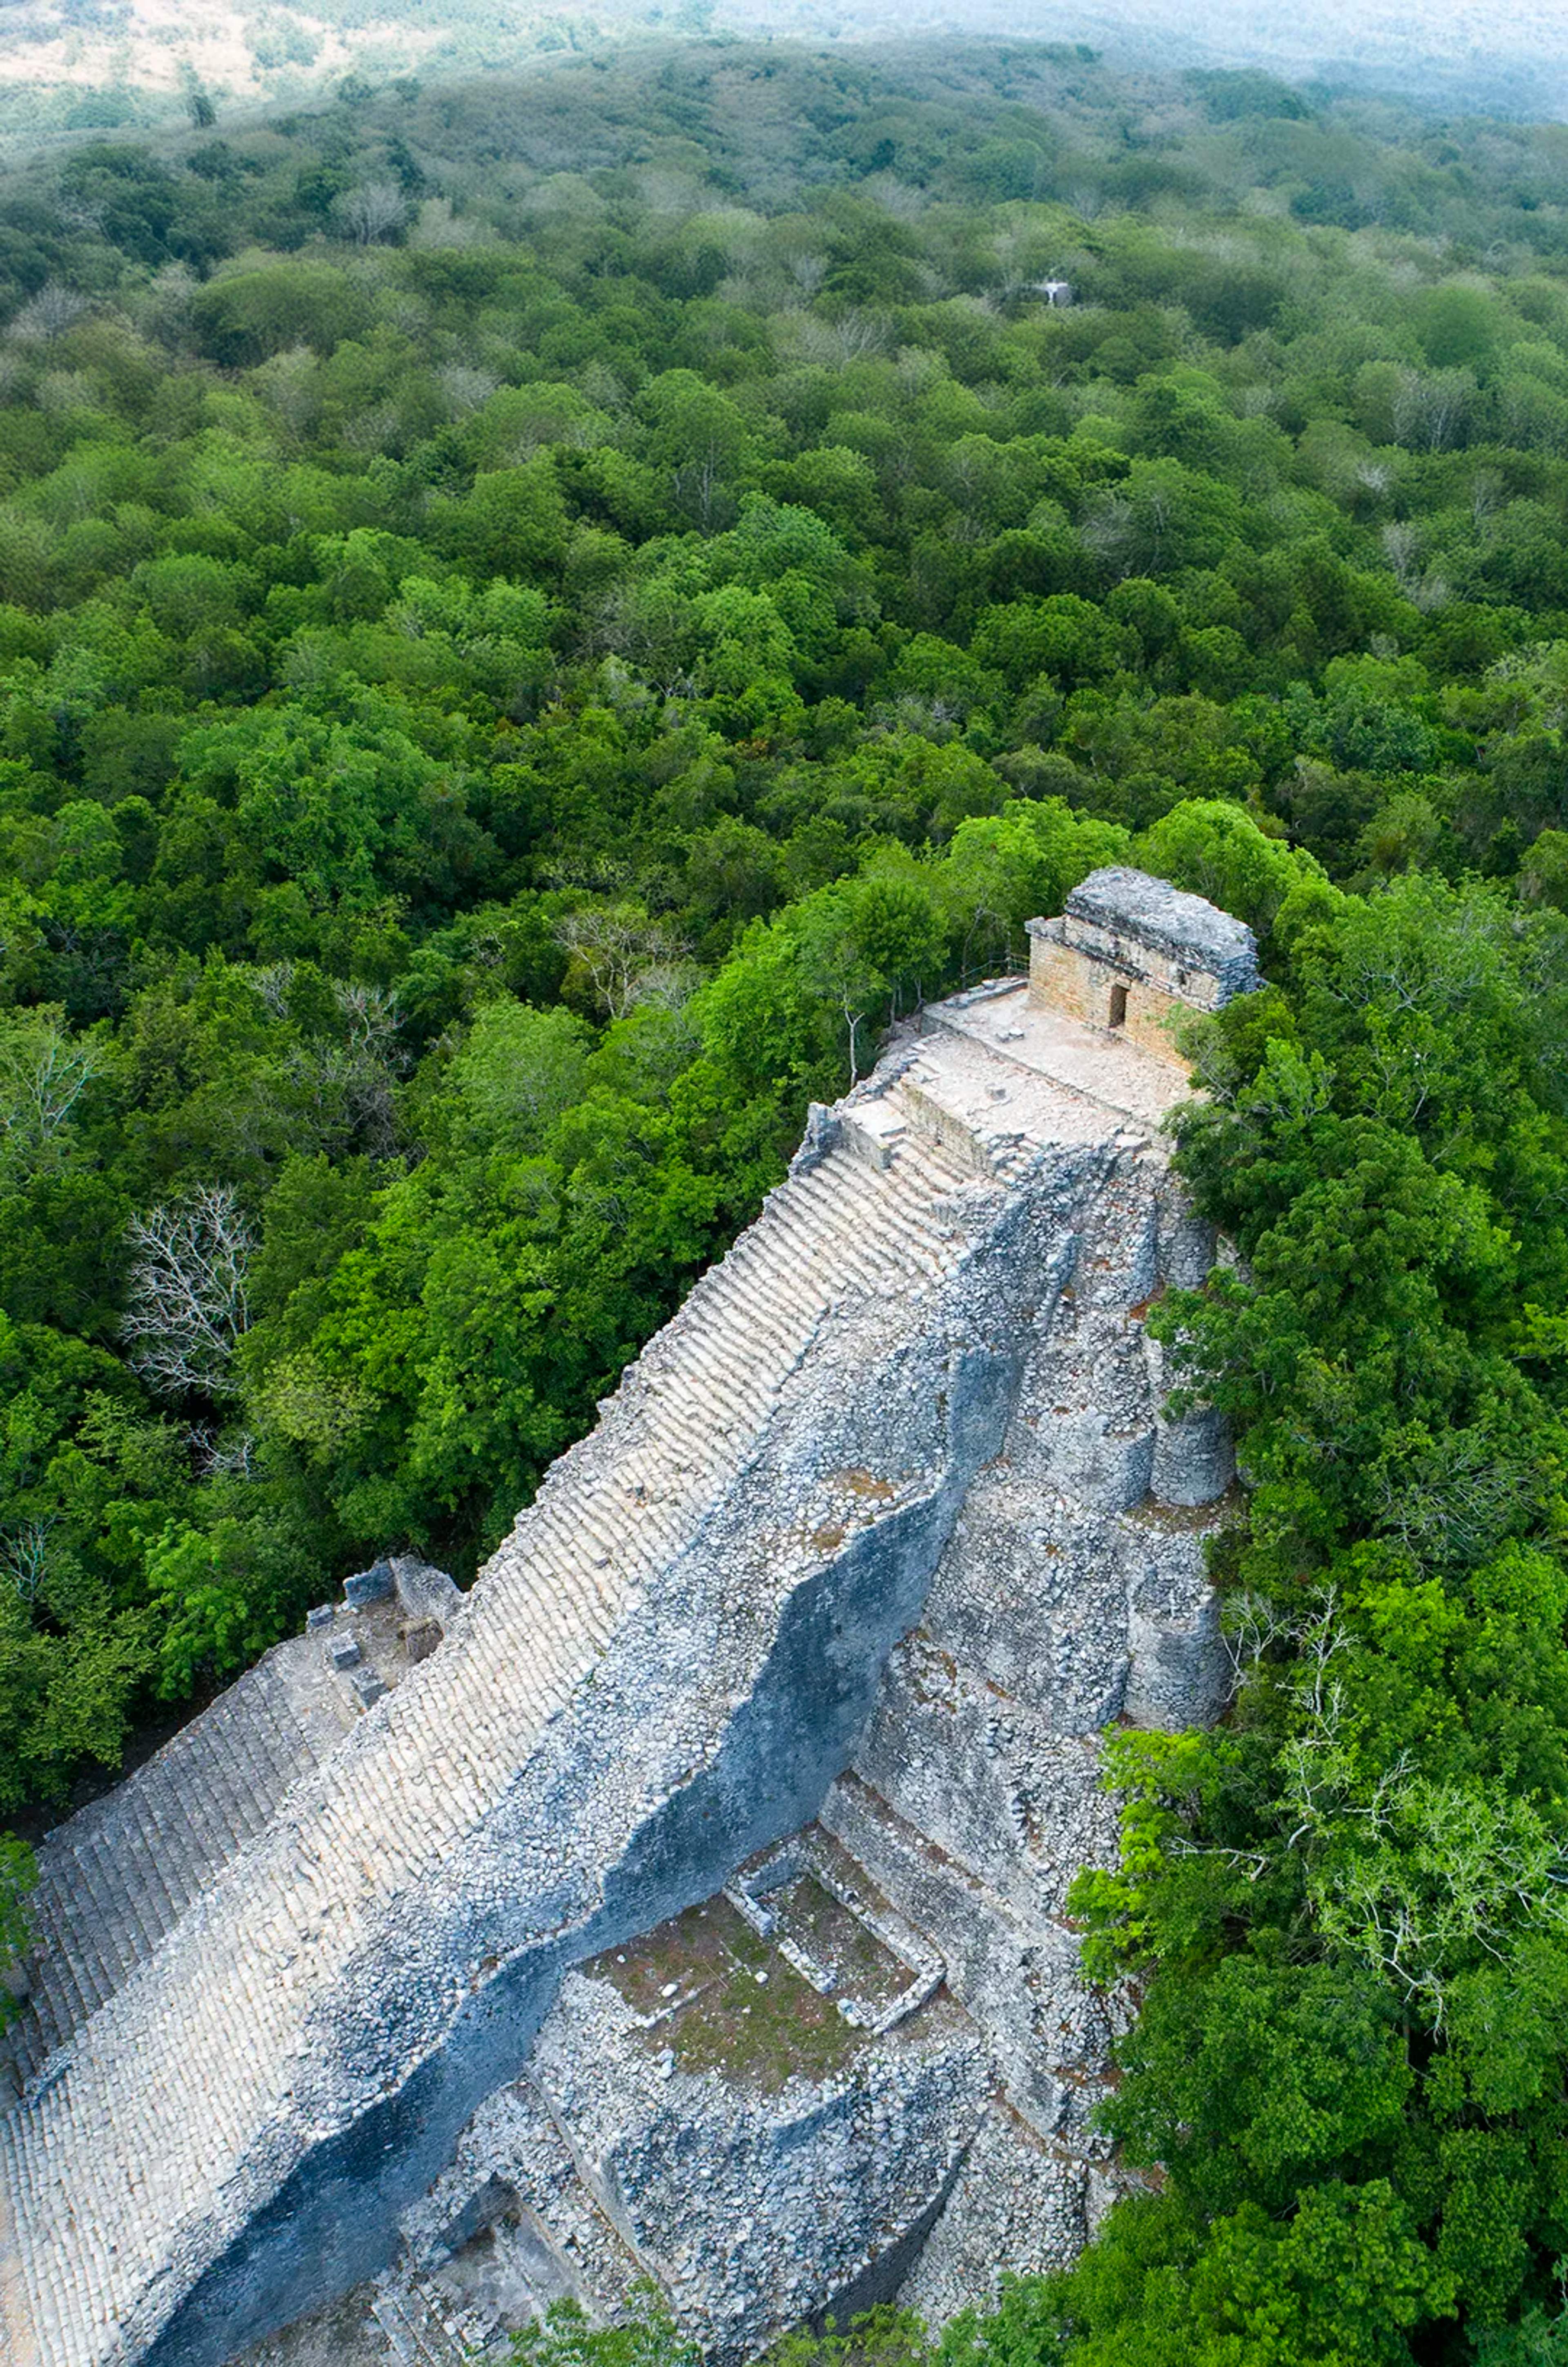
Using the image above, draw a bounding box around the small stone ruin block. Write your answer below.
[330,1637,363,1672]
[401,1619,443,1665]
[788,1100,841,1177]
[343,1558,393,1607]
[392,1555,462,1628]
[1027,868,1258,1067]
[305,1605,335,1634]
[352,1670,389,1708]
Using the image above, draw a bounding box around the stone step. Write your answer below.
[370,2277,476,2367]
[5,1638,357,2084]
[401,2077,649,2344]
[118,1789,183,1932]
[430,1135,981,1674]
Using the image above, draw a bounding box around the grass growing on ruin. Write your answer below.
[790,1876,908,2017]
[590,1898,869,2093]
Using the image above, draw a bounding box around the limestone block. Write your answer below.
[849,1655,1119,1924]
[1017,1323,1165,1518]
[401,1621,443,1667]
[1121,1530,1230,1731]
[399,2073,647,2335]
[788,1103,841,1178]
[1156,1200,1218,1293]
[343,1560,393,1608]
[391,1558,462,1632]
[1036,1408,1154,1512]
[841,1100,906,1172]
[818,1780,1117,2139]
[914,1487,1132,1728]
[523,1973,993,2360]
[1069,1170,1163,1311]
[1027,925,1188,1065]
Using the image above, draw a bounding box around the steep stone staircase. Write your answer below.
[0,1081,993,2367]
[466,1100,984,1696]
[4,1644,357,2090]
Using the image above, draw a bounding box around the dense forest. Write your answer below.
[5,36,1568,2362]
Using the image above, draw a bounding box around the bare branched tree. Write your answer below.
[313,982,404,1152]
[438,361,501,416]
[554,907,692,1020]
[1372,1428,1523,1568]
[334,980,400,1053]
[1079,490,1141,577]
[6,285,88,343]
[0,1520,55,1603]
[187,1425,256,1480]
[122,1186,255,1400]
[343,401,402,455]
[332,183,408,247]
[1470,467,1504,527]
[787,309,890,369]
[670,440,733,533]
[1186,1586,1568,2029]
[1392,367,1473,454]
[242,969,408,1158]
[1326,886,1507,1029]
[1381,520,1421,594]
[0,1010,103,1172]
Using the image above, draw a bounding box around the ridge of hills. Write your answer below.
[0,0,1564,158]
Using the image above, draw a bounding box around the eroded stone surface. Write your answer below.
[0,876,1253,2367]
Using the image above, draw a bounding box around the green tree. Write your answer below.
[0,1830,35,2021]
[510,2288,698,2367]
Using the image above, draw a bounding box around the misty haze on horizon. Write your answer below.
[0,0,1565,145]
[717,0,1568,118]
